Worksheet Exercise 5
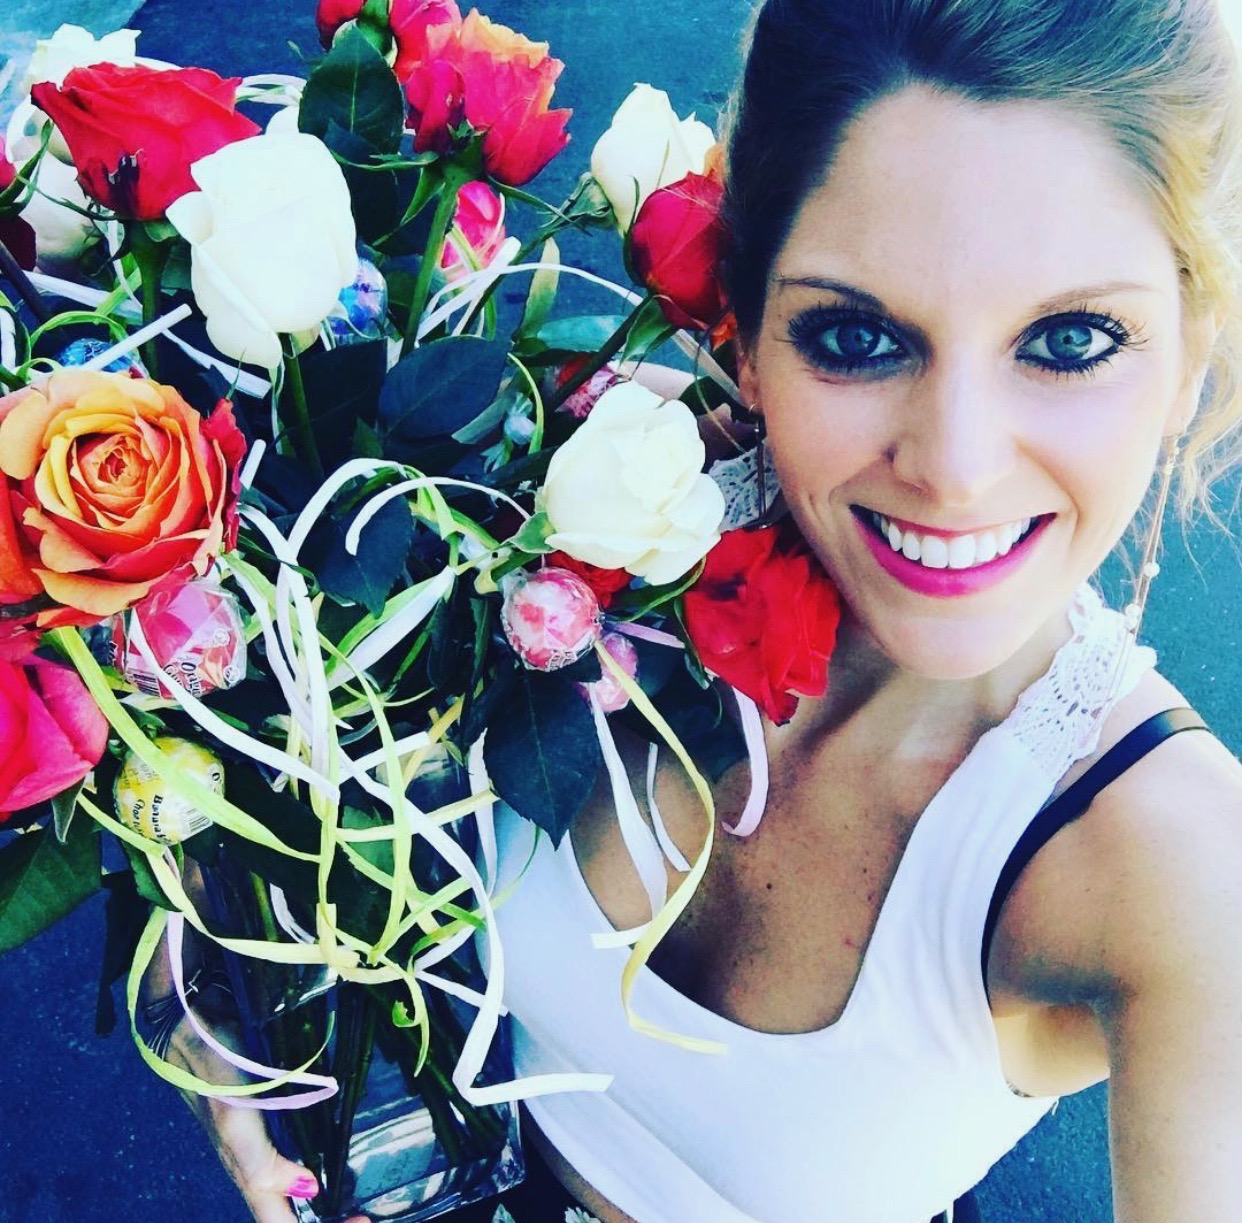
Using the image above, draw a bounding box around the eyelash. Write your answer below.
[786,306,1137,380]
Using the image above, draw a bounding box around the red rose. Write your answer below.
[630,172,728,331]
[0,654,108,820]
[404,11,571,185]
[317,0,461,81]
[683,522,840,724]
[0,136,36,270]
[545,551,632,608]
[0,370,246,628]
[31,63,260,220]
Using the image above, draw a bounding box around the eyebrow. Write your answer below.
[775,275,1162,320]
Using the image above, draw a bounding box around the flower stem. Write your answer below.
[130,224,170,379]
[545,295,652,413]
[280,343,324,480]
[0,238,51,323]
[401,167,469,352]
[323,983,378,1214]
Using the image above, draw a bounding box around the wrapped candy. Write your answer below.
[325,255,388,345]
[578,630,639,713]
[501,567,601,672]
[116,580,246,699]
[114,736,224,845]
[56,336,145,375]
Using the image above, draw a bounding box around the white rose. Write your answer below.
[167,133,358,370]
[25,24,139,88]
[11,145,100,269]
[590,84,716,233]
[4,24,139,268]
[539,381,725,586]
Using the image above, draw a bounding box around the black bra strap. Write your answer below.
[981,706,1209,982]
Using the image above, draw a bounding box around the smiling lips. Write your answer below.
[855,508,1051,597]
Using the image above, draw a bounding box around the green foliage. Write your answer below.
[307,493,415,616]
[482,670,602,844]
[299,26,405,156]
[378,336,512,452]
[0,814,101,953]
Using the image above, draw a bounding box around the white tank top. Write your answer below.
[491,587,1154,1223]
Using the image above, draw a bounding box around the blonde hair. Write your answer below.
[722,0,1242,515]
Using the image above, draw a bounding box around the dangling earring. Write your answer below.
[1122,432,1182,637]
[751,407,769,521]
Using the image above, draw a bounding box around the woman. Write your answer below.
[197,0,1242,1219]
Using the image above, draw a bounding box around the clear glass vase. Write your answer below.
[198,750,524,1222]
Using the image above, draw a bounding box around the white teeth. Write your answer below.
[870,512,1039,572]
[920,536,949,569]
[946,535,977,569]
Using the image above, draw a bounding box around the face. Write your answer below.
[739,86,1201,680]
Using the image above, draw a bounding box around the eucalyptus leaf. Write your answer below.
[0,817,100,953]
[483,670,602,844]
[299,26,405,154]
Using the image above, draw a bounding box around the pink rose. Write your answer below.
[501,567,601,671]
[440,180,507,279]
[0,654,108,819]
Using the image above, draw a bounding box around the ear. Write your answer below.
[1169,312,1221,435]
[736,337,762,413]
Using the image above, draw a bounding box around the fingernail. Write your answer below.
[288,1174,319,1200]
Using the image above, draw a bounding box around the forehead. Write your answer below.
[775,85,1180,315]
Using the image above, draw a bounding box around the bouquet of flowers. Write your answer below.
[0,4,840,1219]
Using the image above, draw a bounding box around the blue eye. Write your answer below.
[789,309,906,374]
[1018,312,1130,374]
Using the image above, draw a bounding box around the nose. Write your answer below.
[888,358,1018,507]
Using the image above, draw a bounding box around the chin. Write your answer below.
[847,602,1070,684]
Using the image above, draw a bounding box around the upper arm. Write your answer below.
[1087,735,1242,1221]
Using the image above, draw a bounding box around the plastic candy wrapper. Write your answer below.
[113,580,247,698]
[114,736,224,845]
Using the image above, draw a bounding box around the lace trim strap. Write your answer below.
[1006,585,1156,778]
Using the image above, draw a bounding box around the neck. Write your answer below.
[786,599,1077,757]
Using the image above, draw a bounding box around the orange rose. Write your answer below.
[0,370,245,628]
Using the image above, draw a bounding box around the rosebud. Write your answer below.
[501,567,601,671]
[629,172,727,331]
[114,736,224,845]
[440,180,507,280]
[579,630,639,713]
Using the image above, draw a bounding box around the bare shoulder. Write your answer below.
[990,673,1242,1007]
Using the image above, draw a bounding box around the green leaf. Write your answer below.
[299,26,405,155]
[308,494,415,616]
[517,238,561,339]
[508,512,552,555]
[0,818,101,953]
[378,335,511,445]
[119,837,177,911]
[52,780,84,843]
[535,315,627,354]
[483,670,602,844]
[621,296,678,364]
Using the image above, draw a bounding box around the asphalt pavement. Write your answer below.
[0,2,1237,1221]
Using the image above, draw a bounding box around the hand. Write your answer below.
[165,1015,326,1223]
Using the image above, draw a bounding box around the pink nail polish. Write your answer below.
[288,1174,319,1200]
